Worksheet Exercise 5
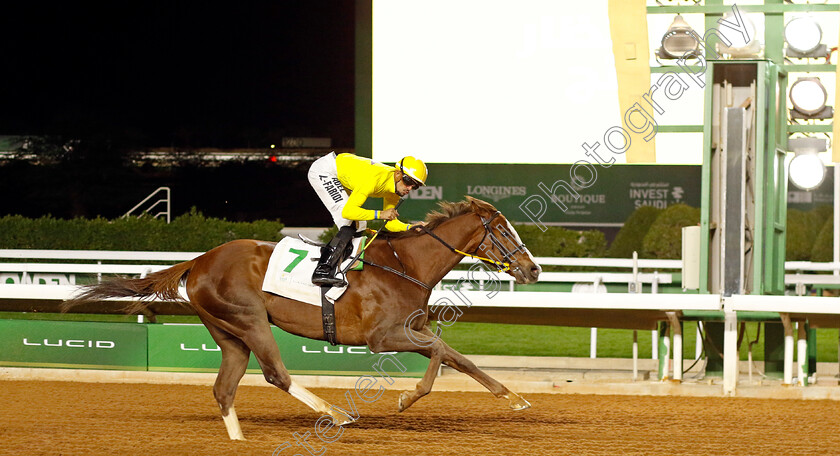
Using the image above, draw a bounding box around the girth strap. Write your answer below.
[320,285,338,346]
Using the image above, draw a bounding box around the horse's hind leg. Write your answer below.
[201,318,251,440]
[240,318,356,426]
[366,327,447,411]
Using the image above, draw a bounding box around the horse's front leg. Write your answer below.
[435,336,531,411]
[370,327,530,412]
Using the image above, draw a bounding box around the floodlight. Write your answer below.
[716,13,762,58]
[787,137,828,191]
[789,77,834,120]
[784,17,826,58]
[657,15,701,59]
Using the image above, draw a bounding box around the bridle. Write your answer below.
[359,211,527,289]
[421,211,526,273]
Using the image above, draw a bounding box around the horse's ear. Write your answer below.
[466,196,497,215]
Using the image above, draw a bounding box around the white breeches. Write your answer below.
[308,152,366,230]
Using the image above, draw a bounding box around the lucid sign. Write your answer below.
[22,338,115,349]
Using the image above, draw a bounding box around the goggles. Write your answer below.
[402,174,423,188]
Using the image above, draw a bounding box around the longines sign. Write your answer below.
[465,185,527,203]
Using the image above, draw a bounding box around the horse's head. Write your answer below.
[465,196,541,284]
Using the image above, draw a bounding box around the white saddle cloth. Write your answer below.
[262,236,365,307]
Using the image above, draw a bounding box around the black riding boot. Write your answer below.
[311,225,356,287]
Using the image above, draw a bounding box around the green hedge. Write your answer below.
[811,216,833,262]
[642,204,701,259]
[607,205,663,258]
[786,205,832,261]
[805,205,833,239]
[786,209,811,261]
[608,204,832,262]
[512,224,605,258]
[0,208,284,251]
[13,201,806,262]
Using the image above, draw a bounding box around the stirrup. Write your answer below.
[312,274,347,287]
[312,263,347,287]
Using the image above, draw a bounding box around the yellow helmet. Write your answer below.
[396,156,428,186]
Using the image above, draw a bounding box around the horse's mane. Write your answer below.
[378,200,474,239]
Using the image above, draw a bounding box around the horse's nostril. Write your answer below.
[530,266,540,276]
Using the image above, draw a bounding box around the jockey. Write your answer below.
[308,152,428,287]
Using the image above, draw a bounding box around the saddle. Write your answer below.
[262,236,366,346]
[301,233,364,346]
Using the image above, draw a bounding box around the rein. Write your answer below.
[360,257,434,290]
[419,212,511,273]
[359,211,523,290]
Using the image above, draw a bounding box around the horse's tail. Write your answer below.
[61,260,195,315]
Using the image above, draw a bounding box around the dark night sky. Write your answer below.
[0,2,356,148]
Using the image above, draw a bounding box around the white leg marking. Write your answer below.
[288,381,330,413]
[288,381,356,426]
[222,406,245,441]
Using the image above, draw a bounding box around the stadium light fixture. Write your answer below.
[789,77,834,120]
[784,16,827,59]
[716,12,762,58]
[788,137,827,191]
[657,15,701,60]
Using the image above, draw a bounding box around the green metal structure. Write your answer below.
[646,3,836,295]
[648,0,837,379]
[697,60,788,296]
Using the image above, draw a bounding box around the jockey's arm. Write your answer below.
[341,189,377,221]
[382,194,411,232]
[340,185,411,232]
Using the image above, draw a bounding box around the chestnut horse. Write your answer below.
[63,197,541,440]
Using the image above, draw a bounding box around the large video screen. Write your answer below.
[371,0,711,165]
[372,0,625,164]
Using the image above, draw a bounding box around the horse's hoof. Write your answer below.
[507,393,531,411]
[398,392,409,412]
[330,411,356,426]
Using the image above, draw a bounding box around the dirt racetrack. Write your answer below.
[2,380,840,456]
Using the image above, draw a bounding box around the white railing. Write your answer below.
[3,249,840,290]
[0,249,677,288]
[0,249,200,261]
[0,250,675,373]
[122,187,172,223]
[0,249,201,285]
[785,261,840,273]
[2,249,840,392]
